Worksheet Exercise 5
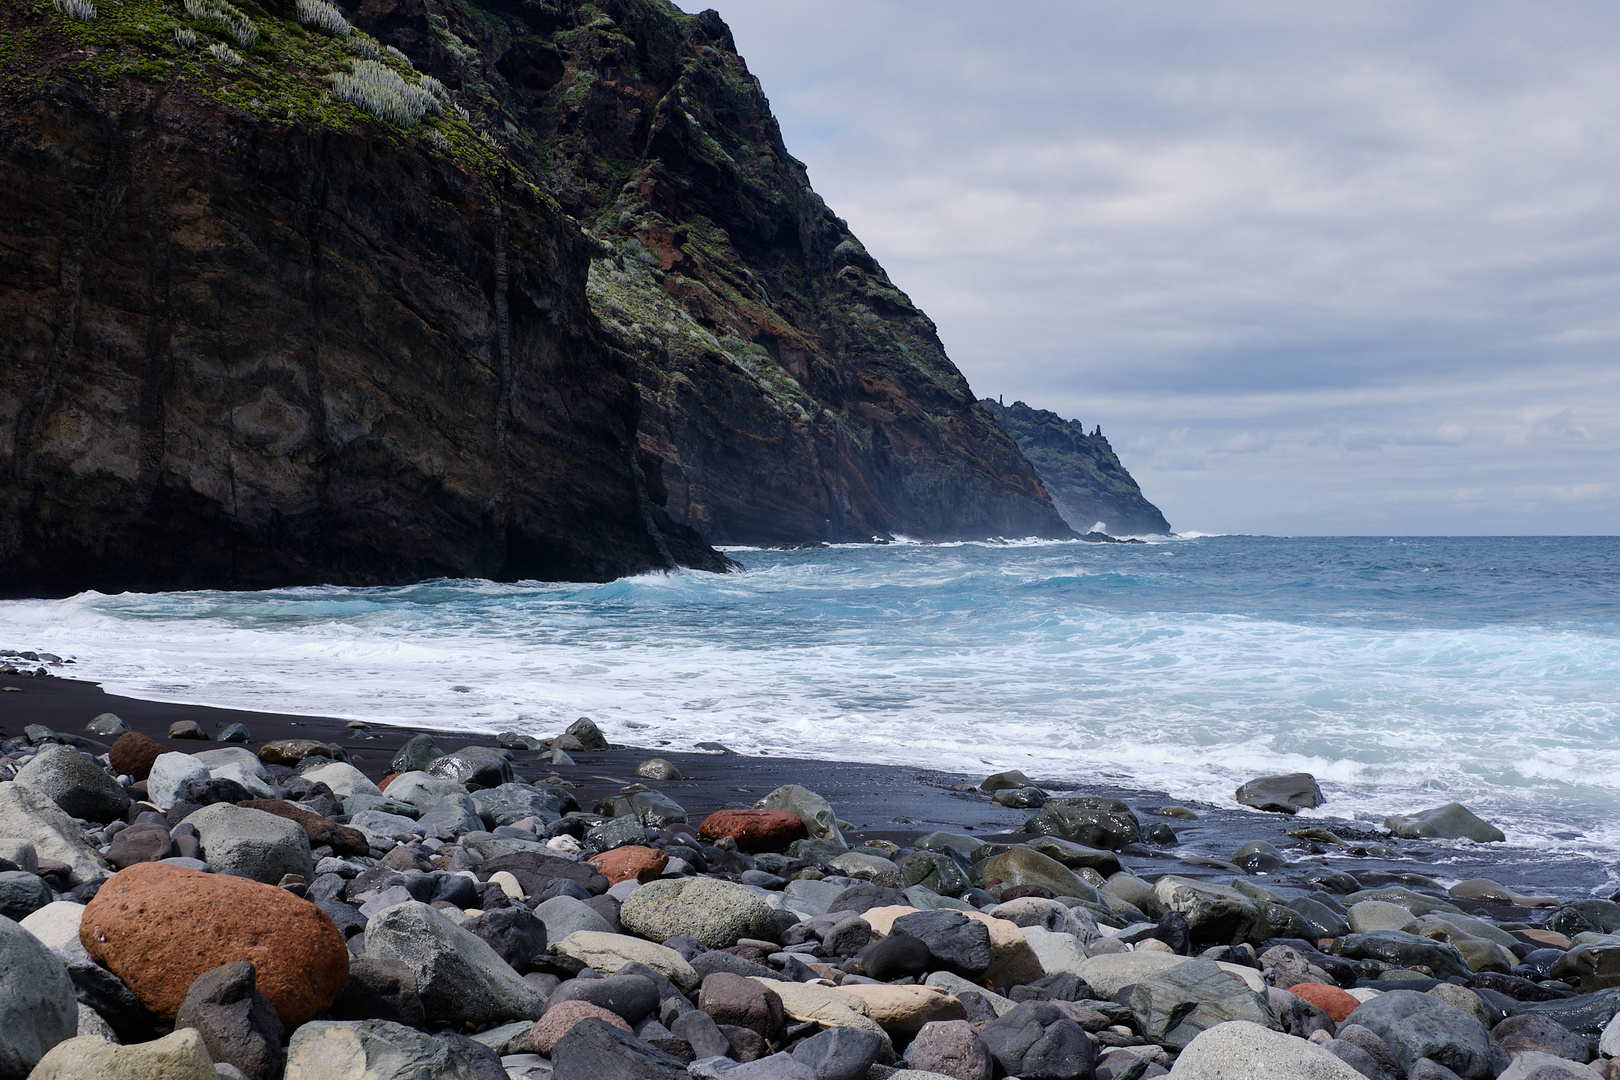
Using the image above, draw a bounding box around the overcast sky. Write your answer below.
[673,1,1619,535]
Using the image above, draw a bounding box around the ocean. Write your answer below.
[5,535,1618,869]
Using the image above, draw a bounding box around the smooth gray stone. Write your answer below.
[182,804,314,885]
[283,1019,479,1080]
[1333,931,1472,980]
[1382,803,1505,844]
[533,895,615,940]
[417,796,484,840]
[15,745,131,824]
[1128,958,1279,1051]
[477,784,570,829]
[341,794,422,820]
[1345,989,1498,1079]
[428,749,514,791]
[390,736,447,776]
[146,753,211,811]
[0,912,79,1078]
[0,784,111,886]
[364,901,547,1027]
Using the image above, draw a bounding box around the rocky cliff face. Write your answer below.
[0,0,727,594]
[983,399,1170,536]
[354,0,1073,544]
[1,0,1072,599]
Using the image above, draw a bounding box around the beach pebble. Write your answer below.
[590,845,669,886]
[0,909,78,1076]
[636,758,682,780]
[256,739,332,767]
[108,732,166,781]
[907,1019,992,1080]
[167,721,208,740]
[529,1000,634,1054]
[81,862,349,1027]
[550,972,660,1024]
[697,972,786,1042]
[173,961,284,1080]
[0,782,111,886]
[477,783,571,828]
[979,1000,1094,1080]
[1235,773,1325,815]
[462,905,548,973]
[755,784,845,847]
[300,761,382,799]
[890,909,992,978]
[1130,958,1280,1051]
[1023,797,1142,850]
[553,930,700,991]
[836,983,965,1039]
[1345,990,1500,1078]
[789,1025,885,1080]
[363,900,546,1026]
[1333,931,1472,980]
[699,809,807,852]
[1288,982,1361,1023]
[1153,876,1260,946]
[428,748,513,790]
[619,876,780,948]
[0,869,52,921]
[16,744,132,823]
[147,752,211,810]
[283,1019,480,1080]
[182,804,313,885]
[549,1017,687,1080]
[1382,802,1506,843]
[1492,1013,1597,1061]
[325,958,425,1029]
[29,1028,216,1080]
[980,846,1094,901]
[214,723,251,743]
[1169,1020,1366,1079]
[84,713,129,737]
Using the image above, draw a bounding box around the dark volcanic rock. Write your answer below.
[550,1017,689,1080]
[0,4,728,595]
[982,398,1169,535]
[173,961,285,1080]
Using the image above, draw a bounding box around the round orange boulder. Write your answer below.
[697,809,807,851]
[109,731,166,781]
[80,862,349,1028]
[1286,981,1360,1023]
[587,845,669,885]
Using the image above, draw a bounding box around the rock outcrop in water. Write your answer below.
[0,0,1075,597]
[983,398,1170,536]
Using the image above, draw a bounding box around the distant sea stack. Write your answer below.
[0,0,1072,597]
[983,399,1170,536]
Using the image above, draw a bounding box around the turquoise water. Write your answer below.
[6,535,1618,862]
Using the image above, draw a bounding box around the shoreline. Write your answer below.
[4,670,1613,900]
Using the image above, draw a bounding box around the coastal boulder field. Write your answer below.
[0,720,1617,1080]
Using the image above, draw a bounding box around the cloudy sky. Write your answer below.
[674,1,1619,535]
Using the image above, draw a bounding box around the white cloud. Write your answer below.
[680,0,1620,534]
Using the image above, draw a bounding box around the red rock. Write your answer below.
[1287,982,1360,1023]
[80,862,349,1028]
[529,1000,633,1054]
[586,845,668,885]
[109,732,166,781]
[697,809,807,852]
[379,772,401,791]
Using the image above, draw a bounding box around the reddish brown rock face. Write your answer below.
[235,799,369,856]
[1287,982,1360,1023]
[80,862,349,1028]
[697,809,807,852]
[696,972,786,1042]
[108,732,166,782]
[587,845,669,885]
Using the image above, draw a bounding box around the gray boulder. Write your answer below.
[549,973,660,1024]
[85,713,129,737]
[0,784,110,886]
[0,913,79,1079]
[182,804,314,884]
[479,784,570,828]
[1344,989,1500,1079]
[1382,803,1505,843]
[612,789,687,828]
[1235,773,1324,814]
[979,1000,1094,1079]
[147,752,211,810]
[790,1025,885,1080]
[415,797,483,840]
[1152,877,1260,946]
[619,877,780,948]
[282,1019,479,1080]
[907,1019,992,1080]
[173,961,283,1080]
[15,745,131,823]
[1332,931,1472,980]
[1129,958,1280,1051]
[896,851,971,897]
[550,1017,687,1080]
[1169,1020,1366,1079]
[1508,989,1620,1038]
[564,718,610,750]
[534,895,616,940]
[755,785,845,848]
[428,749,514,790]
[389,735,446,776]
[363,901,547,1026]
[0,872,53,922]
[891,909,992,979]
[1023,797,1142,850]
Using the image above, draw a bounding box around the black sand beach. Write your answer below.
[4,669,1610,903]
